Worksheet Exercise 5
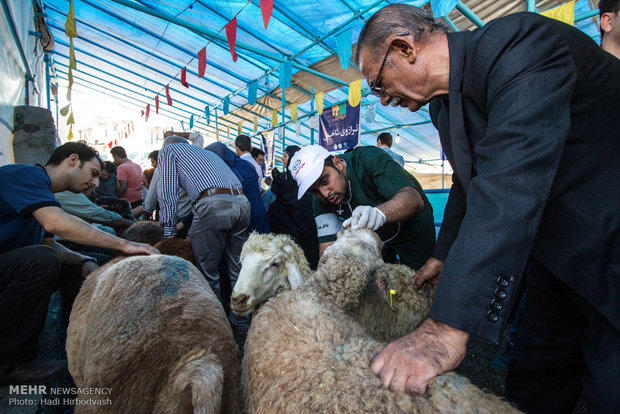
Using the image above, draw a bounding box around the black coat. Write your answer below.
[429,13,620,342]
[268,169,319,269]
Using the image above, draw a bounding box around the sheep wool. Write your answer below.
[67,255,241,413]
[119,221,164,245]
[242,229,520,413]
[154,237,195,264]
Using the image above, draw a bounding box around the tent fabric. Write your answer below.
[40,0,602,171]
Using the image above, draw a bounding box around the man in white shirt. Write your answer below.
[235,135,263,187]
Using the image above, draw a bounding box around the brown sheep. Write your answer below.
[154,237,194,264]
[119,221,164,246]
[67,255,240,413]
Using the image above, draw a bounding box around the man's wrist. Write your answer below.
[80,256,97,266]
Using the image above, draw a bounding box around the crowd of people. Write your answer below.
[1,2,618,413]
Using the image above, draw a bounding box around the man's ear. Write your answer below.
[391,36,417,64]
[600,13,614,33]
[68,153,80,167]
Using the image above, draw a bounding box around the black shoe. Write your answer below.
[0,357,67,385]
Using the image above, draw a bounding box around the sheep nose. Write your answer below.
[231,293,249,308]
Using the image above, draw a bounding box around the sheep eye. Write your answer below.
[270,261,280,268]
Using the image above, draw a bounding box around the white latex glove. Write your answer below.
[342,205,386,230]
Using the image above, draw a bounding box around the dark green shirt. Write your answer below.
[313,146,436,269]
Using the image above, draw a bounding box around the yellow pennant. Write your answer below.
[65,0,78,38]
[227,125,230,141]
[253,115,257,132]
[541,0,575,26]
[290,103,298,122]
[348,79,362,107]
[315,91,324,115]
[67,67,74,90]
[216,129,219,141]
[67,112,75,125]
[66,86,71,101]
[272,109,278,127]
[60,104,70,116]
[238,121,243,136]
[67,126,74,140]
[69,38,77,69]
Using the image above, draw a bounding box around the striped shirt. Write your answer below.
[157,143,242,236]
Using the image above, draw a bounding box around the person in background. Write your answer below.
[148,150,159,168]
[268,145,319,269]
[0,142,157,385]
[110,146,143,209]
[132,168,156,219]
[376,132,405,167]
[206,142,269,234]
[600,0,620,58]
[261,177,276,211]
[251,147,265,167]
[164,130,204,148]
[90,161,117,200]
[235,135,263,188]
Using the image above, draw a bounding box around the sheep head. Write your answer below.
[231,232,312,317]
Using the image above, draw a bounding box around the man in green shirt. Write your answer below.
[290,145,435,270]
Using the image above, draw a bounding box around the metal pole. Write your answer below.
[575,9,599,23]
[527,0,536,13]
[281,88,286,153]
[45,54,51,110]
[310,87,315,145]
[455,1,485,27]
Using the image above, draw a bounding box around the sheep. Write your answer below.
[66,255,241,413]
[242,228,520,413]
[154,237,195,264]
[119,221,164,246]
[231,232,431,342]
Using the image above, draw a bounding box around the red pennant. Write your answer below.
[114,139,118,145]
[107,141,113,149]
[180,67,189,88]
[260,0,273,29]
[125,131,128,138]
[198,47,207,78]
[145,104,150,122]
[225,18,238,62]
[141,110,145,117]
[155,95,160,114]
[166,85,173,106]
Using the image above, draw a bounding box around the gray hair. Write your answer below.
[355,4,448,65]
[162,136,190,147]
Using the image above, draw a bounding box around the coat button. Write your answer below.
[496,276,509,287]
[495,288,507,300]
[486,310,499,322]
[490,299,503,311]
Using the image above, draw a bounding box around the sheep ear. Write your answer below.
[286,264,306,290]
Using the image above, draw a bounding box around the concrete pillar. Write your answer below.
[12,105,60,165]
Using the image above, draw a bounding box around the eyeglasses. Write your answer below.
[369,32,409,97]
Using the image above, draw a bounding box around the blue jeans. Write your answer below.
[190,193,251,331]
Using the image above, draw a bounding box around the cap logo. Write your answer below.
[292,161,305,177]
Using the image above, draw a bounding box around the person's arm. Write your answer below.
[318,241,333,257]
[157,147,180,237]
[117,180,128,198]
[57,192,125,226]
[376,187,423,223]
[41,237,99,278]
[33,206,158,255]
[143,168,159,214]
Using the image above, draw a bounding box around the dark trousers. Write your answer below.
[0,246,61,364]
[506,258,620,414]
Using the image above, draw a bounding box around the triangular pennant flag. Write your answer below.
[67,126,73,140]
[67,67,74,90]
[248,80,257,105]
[166,85,173,106]
[348,79,362,107]
[227,125,230,141]
[216,129,219,141]
[315,91,324,115]
[260,0,273,29]
[215,108,219,130]
[335,28,352,70]
[253,115,257,132]
[180,67,189,88]
[205,106,210,124]
[66,112,75,125]
[290,103,298,122]
[541,0,575,25]
[60,104,70,116]
[332,105,340,118]
[69,38,76,69]
[107,141,113,149]
[430,0,459,18]
[198,47,207,78]
[65,0,77,38]
[155,95,160,114]
[124,131,127,138]
[181,120,185,130]
[141,110,145,117]
[272,109,278,127]
[237,121,243,136]
[338,102,346,116]
[189,114,194,129]
[279,61,292,89]
[223,96,230,115]
[225,18,238,62]
[66,87,71,101]
[145,104,150,122]
[130,121,134,133]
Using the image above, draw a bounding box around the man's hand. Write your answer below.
[370,318,469,396]
[121,241,159,255]
[343,206,386,230]
[80,261,99,279]
[413,257,444,296]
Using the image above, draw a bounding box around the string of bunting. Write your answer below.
[60,0,78,140]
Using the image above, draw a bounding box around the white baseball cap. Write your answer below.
[289,145,330,200]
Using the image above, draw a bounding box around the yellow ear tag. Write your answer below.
[389,289,396,307]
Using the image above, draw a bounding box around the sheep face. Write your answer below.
[231,233,309,317]
[323,227,383,262]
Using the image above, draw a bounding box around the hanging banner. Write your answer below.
[181,67,189,88]
[290,103,298,122]
[248,80,257,105]
[348,79,362,107]
[166,85,173,106]
[259,129,275,176]
[335,28,352,70]
[225,17,238,62]
[155,95,160,114]
[315,91,324,115]
[541,0,575,25]
[319,102,360,151]
[223,96,230,114]
[198,47,207,77]
[260,0,273,29]
[253,115,258,132]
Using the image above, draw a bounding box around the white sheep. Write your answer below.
[66,255,241,413]
[231,232,431,342]
[242,228,520,413]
